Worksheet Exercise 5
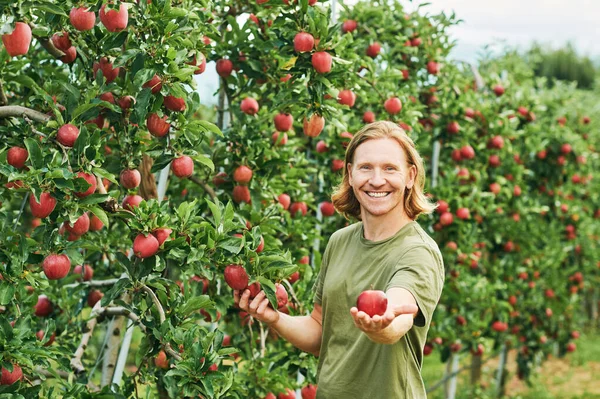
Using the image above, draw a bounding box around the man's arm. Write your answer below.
[350,287,418,345]
[235,289,323,356]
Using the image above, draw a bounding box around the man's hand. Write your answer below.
[350,303,418,334]
[234,289,280,325]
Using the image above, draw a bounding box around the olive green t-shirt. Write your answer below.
[313,221,444,399]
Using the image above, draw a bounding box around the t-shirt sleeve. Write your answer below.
[385,244,444,328]
[312,240,333,306]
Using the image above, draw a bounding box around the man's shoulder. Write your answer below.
[329,222,361,244]
[400,222,442,258]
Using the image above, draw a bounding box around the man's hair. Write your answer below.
[331,121,437,220]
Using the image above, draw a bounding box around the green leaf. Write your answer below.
[24,138,43,170]
[88,206,109,227]
[178,295,212,316]
[71,103,100,121]
[79,194,110,205]
[206,199,221,227]
[192,154,214,171]
[257,277,277,309]
[35,3,69,16]
[0,283,15,305]
[113,49,141,68]
[196,120,223,136]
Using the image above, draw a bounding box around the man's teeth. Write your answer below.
[366,192,390,197]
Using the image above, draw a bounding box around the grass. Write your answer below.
[422,330,600,399]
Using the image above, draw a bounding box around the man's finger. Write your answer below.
[392,304,419,316]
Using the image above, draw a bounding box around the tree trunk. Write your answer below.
[139,154,158,200]
[470,353,482,387]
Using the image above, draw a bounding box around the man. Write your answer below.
[235,121,444,398]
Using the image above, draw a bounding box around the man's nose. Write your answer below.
[369,169,386,186]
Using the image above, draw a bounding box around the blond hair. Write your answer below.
[331,121,436,220]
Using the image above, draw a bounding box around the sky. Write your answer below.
[405,0,600,62]
[195,0,600,104]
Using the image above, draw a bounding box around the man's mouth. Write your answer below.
[365,191,390,198]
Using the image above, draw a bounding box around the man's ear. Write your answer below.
[347,163,353,185]
[407,164,417,189]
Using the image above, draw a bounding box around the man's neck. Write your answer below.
[361,211,413,241]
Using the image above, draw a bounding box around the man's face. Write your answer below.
[347,138,416,221]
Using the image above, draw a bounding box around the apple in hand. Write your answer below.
[356,290,387,317]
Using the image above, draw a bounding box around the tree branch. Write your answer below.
[64,277,121,289]
[71,304,149,375]
[189,175,217,200]
[139,283,182,362]
[71,300,103,374]
[0,106,51,122]
[29,22,65,59]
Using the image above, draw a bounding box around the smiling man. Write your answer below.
[235,121,444,398]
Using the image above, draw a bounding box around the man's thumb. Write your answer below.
[392,304,419,316]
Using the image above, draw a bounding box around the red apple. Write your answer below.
[303,114,325,137]
[122,195,143,211]
[34,295,53,317]
[2,22,32,57]
[294,32,314,53]
[489,135,504,149]
[338,89,356,107]
[315,140,328,153]
[384,97,402,114]
[57,123,80,147]
[0,364,22,385]
[456,208,470,220]
[426,61,439,75]
[311,51,332,73]
[342,20,357,33]
[70,7,96,31]
[73,264,94,281]
[272,131,288,146]
[447,121,460,134]
[241,98,259,115]
[155,350,169,369]
[43,254,71,280]
[363,111,375,123]
[143,74,162,94]
[152,228,172,246]
[164,95,186,112]
[51,32,72,52]
[171,156,194,178]
[331,159,344,172]
[460,145,475,160]
[290,202,307,217]
[366,42,381,58]
[29,192,57,218]
[233,166,253,184]
[274,113,293,131]
[189,53,206,75]
[232,185,251,204]
[65,213,90,236]
[320,201,335,217]
[87,289,104,307]
[93,57,120,83]
[356,290,387,317]
[133,233,159,258]
[493,84,505,96]
[7,147,28,169]
[216,59,233,78]
[36,330,56,346]
[278,388,296,399]
[147,113,170,137]
[75,171,97,197]
[99,3,128,32]
[278,194,291,210]
[120,169,141,189]
[224,265,249,290]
